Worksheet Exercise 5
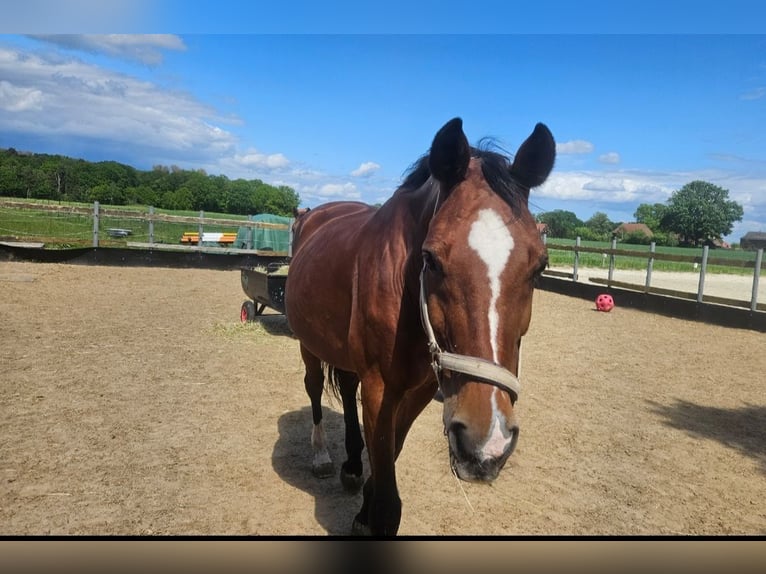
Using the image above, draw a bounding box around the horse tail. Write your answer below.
[321,361,343,402]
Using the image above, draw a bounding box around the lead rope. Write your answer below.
[419,262,443,369]
[422,185,444,379]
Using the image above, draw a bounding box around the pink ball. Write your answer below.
[595,293,615,312]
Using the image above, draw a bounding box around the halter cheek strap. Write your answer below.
[418,264,521,403]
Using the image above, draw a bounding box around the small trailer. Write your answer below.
[239,263,289,321]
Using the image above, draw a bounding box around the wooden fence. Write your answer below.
[542,235,765,313]
[3,199,764,314]
[0,200,293,257]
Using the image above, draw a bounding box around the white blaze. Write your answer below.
[482,389,512,460]
[467,208,514,363]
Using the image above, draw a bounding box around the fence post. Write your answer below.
[92,201,100,247]
[542,232,547,246]
[608,236,617,286]
[148,206,155,245]
[645,241,656,292]
[247,215,254,250]
[697,245,709,303]
[198,210,204,249]
[573,237,580,282]
[751,248,763,312]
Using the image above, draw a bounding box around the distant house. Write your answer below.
[704,237,731,249]
[740,231,766,251]
[536,222,549,236]
[612,222,653,239]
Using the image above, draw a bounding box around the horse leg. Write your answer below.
[335,370,364,492]
[300,344,334,478]
[351,379,438,536]
[351,477,374,536]
[393,381,439,457]
[351,379,402,536]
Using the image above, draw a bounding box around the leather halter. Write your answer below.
[418,263,521,403]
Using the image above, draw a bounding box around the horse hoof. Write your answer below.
[312,462,335,478]
[340,468,364,493]
[351,518,371,537]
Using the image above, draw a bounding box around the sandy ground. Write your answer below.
[1,261,765,536]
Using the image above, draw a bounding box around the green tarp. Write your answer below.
[234,213,292,252]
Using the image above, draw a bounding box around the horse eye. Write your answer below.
[422,250,442,274]
[531,256,549,283]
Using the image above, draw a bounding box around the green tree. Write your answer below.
[253,184,300,216]
[125,185,158,206]
[538,210,583,239]
[584,211,614,240]
[634,203,668,232]
[0,159,24,196]
[0,147,300,216]
[661,181,743,246]
[88,182,126,205]
[623,230,653,245]
[225,179,256,214]
[160,186,194,211]
[572,226,599,241]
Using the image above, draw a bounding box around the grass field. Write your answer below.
[545,237,760,275]
[0,197,762,276]
[0,199,250,248]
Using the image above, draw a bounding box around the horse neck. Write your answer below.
[375,179,437,252]
[370,179,440,299]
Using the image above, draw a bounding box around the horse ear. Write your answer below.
[511,123,556,191]
[429,117,471,192]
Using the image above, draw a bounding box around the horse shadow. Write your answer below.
[271,406,365,535]
[647,399,766,474]
[255,313,295,338]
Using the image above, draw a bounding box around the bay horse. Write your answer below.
[285,118,555,535]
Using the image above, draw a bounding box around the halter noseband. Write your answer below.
[418,263,521,403]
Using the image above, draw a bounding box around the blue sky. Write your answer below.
[2,2,766,241]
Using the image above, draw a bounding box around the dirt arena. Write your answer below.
[1,261,765,536]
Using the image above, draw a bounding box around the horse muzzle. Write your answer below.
[444,406,519,482]
[433,352,521,482]
[420,264,522,482]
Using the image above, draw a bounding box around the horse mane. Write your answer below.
[399,139,527,215]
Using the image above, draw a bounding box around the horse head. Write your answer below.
[421,117,555,482]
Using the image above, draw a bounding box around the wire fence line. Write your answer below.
[0,200,293,256]
[542,235,764,312]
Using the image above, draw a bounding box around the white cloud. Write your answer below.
[582,178,627,192]
[0,45,237,162]
[286,180,361,203]
[234,150,290,170]
[350,161,381,177]
[0,81,44,112]
[740,86,766,101]
[537,171,675,204]
[29,34,187,65]
[320,182,358,197]
[556,139,594,155]
[598,152,621,164]
[532,168,766,241]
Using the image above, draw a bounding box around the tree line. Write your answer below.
[0,147,300,217]
[537,180,744,247]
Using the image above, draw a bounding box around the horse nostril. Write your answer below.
[447,421,471,458]
[507,425,520,455]
[448,421,466,437]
